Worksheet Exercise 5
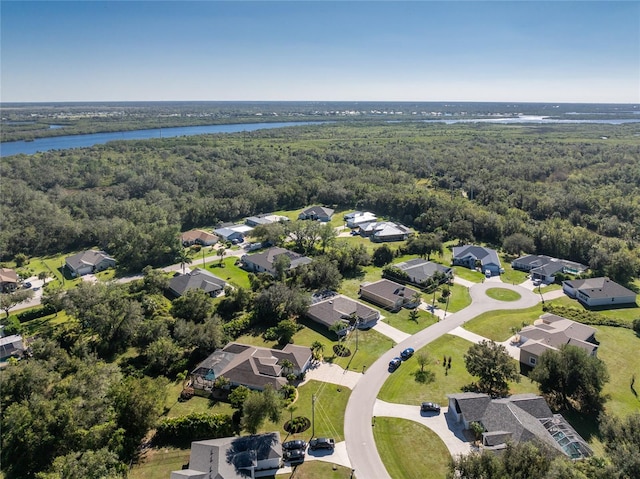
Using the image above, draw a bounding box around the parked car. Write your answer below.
[400,347,414,360]
[485,269,492,278]
[421,402,441,413]
[388,357,402,371]
[23,282,32,289]
[533,278,542,286]
[309,437,335,450]
[283,448,305,464]
[282,439,307,451]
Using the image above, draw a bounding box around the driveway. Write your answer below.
[344,279,541,479]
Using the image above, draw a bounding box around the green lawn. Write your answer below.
[485,288,521,302]
[499,264,528,285]
[380,307,438,335]
[17,310,74,337]
[373,417,450,479]
[129,447,191,479]
[163,381,235,419]
[463,305,544,342]
[444,283,472,313]
[548,295,640,325]
[339,265,382,299]
[378,334,538,406]
[204,256,251,289]
[452,266,484,283]
[595,326,640,418]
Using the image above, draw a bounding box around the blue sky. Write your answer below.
[1,1,639,103]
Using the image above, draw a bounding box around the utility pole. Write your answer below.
[444,292,450,318]
[311,395,316,438]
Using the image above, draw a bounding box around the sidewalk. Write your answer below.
[448,326,521,362]
[372,320,410,344]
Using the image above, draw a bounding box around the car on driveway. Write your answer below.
[23,282,32,289]
[283,448,305,465]
[421,402,441,413]
[309,437,335,450]
[388,357,402,371]
[400,347,414,360]
[282,439,307,451]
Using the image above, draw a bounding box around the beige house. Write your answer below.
[0,268,19,293]
[359,279,420,311]
[181,229,219,246]
[307,294,380,334]
[519,313,598,368]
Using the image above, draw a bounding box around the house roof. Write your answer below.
[183,432,282,479]
[242,247,311,273]
[360,279,419,304]
[0,334,24,359]
[301,206,334,218]
[168,268,226,297]
[65,250,115,271]
[513,255,587,274]
[450,392,591,458]
[372,222,413,239]
[346,211,377,224]
[452,245,501,267]
[192,342,311,391]
[307,295,379,328]
[520,313,597,356]
[182,229,219,244]
[563,277,636,300]
[0,268,18,284]
[394,259,452,284]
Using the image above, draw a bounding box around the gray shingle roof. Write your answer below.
[564,277,636,300]
[359,279,419,304]
[452,245,501,268]
[307,295,379,328]
[168,268,226,297]
[394,259,452,284]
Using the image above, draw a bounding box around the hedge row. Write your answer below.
[154,412,234,446]
[544,304,632,329]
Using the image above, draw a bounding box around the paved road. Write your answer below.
[344,279,540,479]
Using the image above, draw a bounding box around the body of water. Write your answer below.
[0,121,325,157]
[1,117,638,157]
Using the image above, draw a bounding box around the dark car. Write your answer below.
[421,402,441,413]
[23,282,32,289]
[388,357,402,371]
[282,439,307,451]
[283,448,305,464]
[400,347,414,360]
[309,437,335,450]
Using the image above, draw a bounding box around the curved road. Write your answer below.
[344,279,540,479]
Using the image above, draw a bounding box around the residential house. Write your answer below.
[307,294,380,334]
[518,313,598,368]
[298,206,334,222]
[170,432,282,479]
[215,224,254,243]
[452,245,502,276]
[0,334,25,362]
[241,247,311,276]
[392,258,453,287]
[447,392,592,459]
[359,221,414,242]
[65,250,116,278]
[562,277,637,307]
[168,268,226,298]
[190,342,312,393]
[0,268,19,293]
[511,255,587,284]
[345,211,377,228]
[181,229,219,247]
[359,279,420,311]
[245,214,289,227]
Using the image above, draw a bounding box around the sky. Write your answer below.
[1,1,639,103]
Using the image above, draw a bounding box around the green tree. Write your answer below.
[372,244,394,267]
[175,248,192,274]
[217,246,226,266]
[274,319,299,346]
[273,253,291,281]
[292,257,342,291]
[464,340,520,397]
[35,448,126,479]
[228,385,250,410]
[529,345,609,414]
[502,233,535,256]
[240,385,282,434]
[318,223,337,253]
[41,281,65,316]
[144,336,183,375]
[0,289,34,318]
[599,412,640,479]
[311,340,325,361]
[171,288,214,323]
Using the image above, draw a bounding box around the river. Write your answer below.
[1,117,638,157]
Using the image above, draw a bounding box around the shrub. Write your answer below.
[154,413,234,446]
[222,314,251,338]
[633,318,640,335]
[545,305,631,329]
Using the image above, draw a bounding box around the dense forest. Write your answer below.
[2,121,639,282]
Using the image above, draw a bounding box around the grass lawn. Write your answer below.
[18,310,74,337]
[485,288,521,302]
[445,283,472,313]
[204,257,251,289]
[276,462,354,479]
[163,380,235,419]
[452,266,484,283]
[548,295,640,325]
[463,304,544,342]
[129,447,191,479]
[381,307,438,335]
[339,265,382,299]
[378,334,538,406]
[373,417,450,479]
[595,326,640,418]
[499,265,528,285]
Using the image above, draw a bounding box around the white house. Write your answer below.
[562,277,636,307]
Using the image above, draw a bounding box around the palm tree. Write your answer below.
[217,246,226,266]
[176,248,192,274]
[311,340,324,361]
